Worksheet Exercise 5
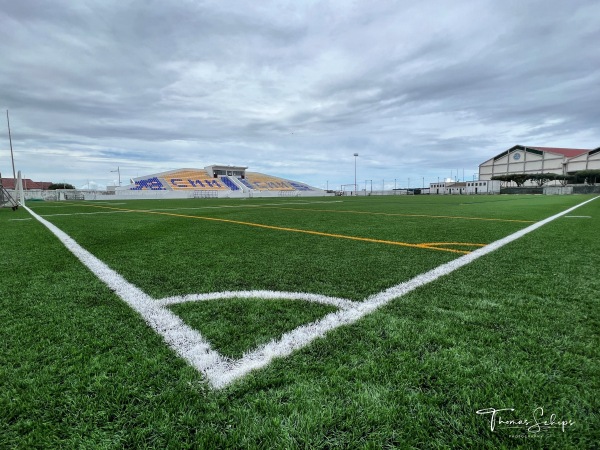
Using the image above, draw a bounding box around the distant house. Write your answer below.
[1,177,53,190]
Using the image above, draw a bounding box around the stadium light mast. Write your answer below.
[111,166,121,186]
[353,153,358,195]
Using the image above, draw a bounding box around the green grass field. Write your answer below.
[1,194,598,448]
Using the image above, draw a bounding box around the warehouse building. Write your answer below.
[478,145,600,184]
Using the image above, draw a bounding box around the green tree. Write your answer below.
[491,175,511,187]
[573,170,600,185]
[530,173,556,187]
[48,183,75,190]
[510,174,530,187]
[554,174,574,187]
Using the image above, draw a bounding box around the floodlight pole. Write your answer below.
[6,110,16,182]
[111,166,121,186]
[353,153,358,195]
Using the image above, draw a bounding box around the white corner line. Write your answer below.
[23,196,598,389]
[157,291,356,310]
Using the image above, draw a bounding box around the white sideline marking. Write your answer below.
[42,211,134,217]
[37,199,344,218]
[113,199,344,212]
[24,196,598,389]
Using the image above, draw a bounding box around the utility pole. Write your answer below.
[353,153,358,195]
[6,110,16,182]
[111,167,121,186]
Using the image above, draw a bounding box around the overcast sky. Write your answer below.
[1,0,599,190]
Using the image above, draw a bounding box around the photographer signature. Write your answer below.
[476,407,574,433]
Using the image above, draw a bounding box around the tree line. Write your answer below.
[491,170,600,187]
[48,183,76,190]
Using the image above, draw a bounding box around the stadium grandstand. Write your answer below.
[478,145,600,185]
[121,165,325,199]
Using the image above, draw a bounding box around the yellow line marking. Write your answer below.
[70,203,477,254]
[58,201,533,223]
[254,206,534,223]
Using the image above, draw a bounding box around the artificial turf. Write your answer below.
[1,194,598,448]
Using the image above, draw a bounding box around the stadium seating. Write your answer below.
[131,177,166,190]
[165,170,230,190]
[220,176,241,191]
[132,170,233,191]
[241,173,314,191]
[130,169,316,193]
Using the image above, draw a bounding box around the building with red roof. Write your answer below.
[479,145,599,182]
[1,177,53,190]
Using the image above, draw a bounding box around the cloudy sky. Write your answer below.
[1,0,599,190]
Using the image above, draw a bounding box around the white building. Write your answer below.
[429,180,500,194]
[565,147,600,172]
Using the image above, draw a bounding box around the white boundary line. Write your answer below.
[42,211,135,217]
[38,199,344,217]
[23,196,598,389]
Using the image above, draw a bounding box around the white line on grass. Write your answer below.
[24,205,231,372]
[41,211,135,217]
[157,291,356,310]
[24,196,598,389]
[116,199,344,213]
[37,199,344,217]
